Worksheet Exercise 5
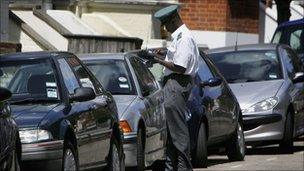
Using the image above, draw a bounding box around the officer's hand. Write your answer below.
[138,50,155,61]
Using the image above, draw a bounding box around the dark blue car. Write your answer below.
[0,87,21,171]
[271,18,304,62]
[0,52,124,171]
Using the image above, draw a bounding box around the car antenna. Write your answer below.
[234,31,238,51]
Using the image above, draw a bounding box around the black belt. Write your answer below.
[163,73,192,87]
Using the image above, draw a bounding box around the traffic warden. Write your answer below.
[152,5,199,171]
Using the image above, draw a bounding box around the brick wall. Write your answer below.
[179,0,259,34]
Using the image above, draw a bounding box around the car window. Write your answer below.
[66,57,102,94]
[281,47,302,78]
[287,26,304,54]
[0,59,60,101]
[289,29,302,51]
[58,58,80,94]
[130,57,158,96]
[85,59,136,95]
[209,50,282,83]
[272,30,282,44]
[197,57,214,81]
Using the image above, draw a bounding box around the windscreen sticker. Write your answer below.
[119,84,129,89]
[269,74,277,79]
[46,82,57,87]
[265,52,276,59]
[46,88,58,98]
[118,77,127,82]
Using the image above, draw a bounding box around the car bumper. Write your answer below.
[123,132,138,167]
[22,140,63,161]
[243,113,284,142]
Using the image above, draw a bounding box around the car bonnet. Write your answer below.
[11,103,58,128]
[229,79,284,111]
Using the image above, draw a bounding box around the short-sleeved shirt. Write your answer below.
[163,24,199,77]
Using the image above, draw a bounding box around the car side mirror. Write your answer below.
[200,77,222,87]
[70,87,95,102]
[0,87,12,102]
[292,72,304,84]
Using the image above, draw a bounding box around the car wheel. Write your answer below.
[192,122,208,168]
[137,128,145,171]
[62,142,78,171]
[9,149,20,171]
[280,111,294,153]
[225,121,245,161]
[109,138,125,171]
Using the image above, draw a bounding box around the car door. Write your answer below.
[196,57,221,140]
[128,56,166,157]
[65,56,113,168]
[280,46,304,136]
[204,56,238,136]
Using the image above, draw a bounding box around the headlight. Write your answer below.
[19,129,52,143]
[242,97,279,113]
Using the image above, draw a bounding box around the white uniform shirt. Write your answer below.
[163,24,199,77]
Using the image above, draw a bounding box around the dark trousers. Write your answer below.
[163,74,193,171]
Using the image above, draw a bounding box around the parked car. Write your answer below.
[185,53,245,167]
[208,44,304,152]
[79,53,166,171]
[0,87,21,171]
[271,18,304,62]
[0,51,124,171]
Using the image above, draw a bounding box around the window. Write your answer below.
[280,47,302,79]
[197,58,214,81]
[209,50,282,83]
[0,59,60,101]
[130,57,158,96]
[272,30,282,44]
[85,59,136,95]
[66,57,102,94]
[288,28,304,54]
[58,58,80,94]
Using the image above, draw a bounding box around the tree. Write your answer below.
[274,0,292,25]
[265,0,292,25]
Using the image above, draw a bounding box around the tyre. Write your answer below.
[109,138,125,171]
[192,122,208,168]
[62,142,78,171]
[279,111,294,153]
[137,128,145,171]
[225,121,245,161]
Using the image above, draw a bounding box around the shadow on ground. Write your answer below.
[146,136,304,170]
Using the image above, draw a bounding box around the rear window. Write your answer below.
[84,59,136,95]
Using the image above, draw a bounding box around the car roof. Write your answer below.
[277,18,304,29]
[78,53,128,61]
[207,44,278,54]
[0,51,73,61]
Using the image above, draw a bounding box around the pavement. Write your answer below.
[147,136,304,171]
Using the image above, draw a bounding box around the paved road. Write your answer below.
[148,137,304,170]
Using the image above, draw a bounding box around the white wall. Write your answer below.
[191,30,259,49]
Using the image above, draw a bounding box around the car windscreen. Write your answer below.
[0,59,60,103]
[209,50,283,83]
[84,59,136,95]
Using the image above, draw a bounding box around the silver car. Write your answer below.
[79,53,166,170]
[208,44,304,151]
